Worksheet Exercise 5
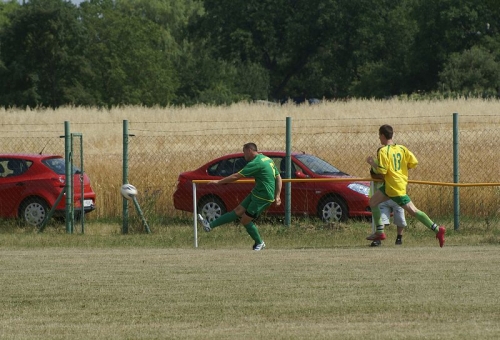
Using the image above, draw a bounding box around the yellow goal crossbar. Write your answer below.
[193,178,500,187]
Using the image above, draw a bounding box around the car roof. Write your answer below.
[0,153,62,160]
[220,151,306,158]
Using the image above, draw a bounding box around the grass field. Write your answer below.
[1,220,499,340]
[1,245,499,340]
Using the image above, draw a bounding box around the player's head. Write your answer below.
[379,124,393,140]
[243,143,258,161]
[243,143,258,152]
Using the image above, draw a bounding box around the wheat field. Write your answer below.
[1,98,500,221]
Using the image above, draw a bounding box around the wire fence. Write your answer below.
[1,113,500,231]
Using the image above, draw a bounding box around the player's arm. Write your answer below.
[274,174,282,206]
[367,156,385,175]
[407,149,419,169]
[209,172,243,185]
[370,169,384,181]
[375,147,389,175]
[366,156,378,170]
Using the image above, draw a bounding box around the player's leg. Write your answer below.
[240,196,271,251]
[211,205,244,228]
[367,190,390,241]
[401,200,446,247]
[198,196,247,232]
[370,201,391,246]
[390,200,406,245]
[402,200,437,230]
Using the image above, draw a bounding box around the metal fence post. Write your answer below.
[64,121,73,234]
[285,117,292,226]
[193,182,198,248]
[123,120,129,234]
[453,113,460,231]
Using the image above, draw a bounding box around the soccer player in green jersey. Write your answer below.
[198,143,282,251]
[366,124,446,247]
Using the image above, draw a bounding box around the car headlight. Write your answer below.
[348,183,370,196]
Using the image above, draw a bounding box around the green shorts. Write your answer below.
[379,184,411,206]
[240,194,272,219]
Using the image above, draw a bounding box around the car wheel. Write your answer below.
[19,197,49,227]
[318,195,348,222]
[198,196,227,222]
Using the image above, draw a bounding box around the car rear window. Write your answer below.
[295,154,344,175]
[0,159,32,177]
[43,158,81,175]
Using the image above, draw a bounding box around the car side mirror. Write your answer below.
[295,171,307,179]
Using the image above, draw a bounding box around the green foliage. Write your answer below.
[0,0,89,108]
[198,0,356,100]
[79,0,179,107]
[0,0,19,28]
[349,1,417,98]
[0,0,500,107]
[439,46,500,97]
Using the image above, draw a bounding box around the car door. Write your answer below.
[204,157,253,211]
[0,158,25,217]
[266,156,313,215]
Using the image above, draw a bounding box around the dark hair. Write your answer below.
[243,142,258,151]
[379,124,393,139]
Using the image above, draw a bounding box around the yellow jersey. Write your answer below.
[373,144,418,197]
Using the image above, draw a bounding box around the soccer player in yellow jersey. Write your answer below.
[366,124,446,247]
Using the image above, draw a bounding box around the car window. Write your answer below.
[43,158,81,175]
[0,159,31,177]
[270,157,304,179]
[0,161,6,177]
[233,158,247,172]
[208,157,247,177]
[295,154,345,175]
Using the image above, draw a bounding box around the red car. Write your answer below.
[173,151,371,222]
[0,154,96,226]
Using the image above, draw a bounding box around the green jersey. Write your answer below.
[239,154,279,202]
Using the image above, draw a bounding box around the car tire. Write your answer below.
[318,195,348,222]
[19,197,49,227]
[198,196,227,222]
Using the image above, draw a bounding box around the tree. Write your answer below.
[347,1,417,98]
[405,0,492,93]
[0,0,20,28]
[197,0,364,100]
[79,0,178,107]
[439,46,500,97]
[0,0,90,108]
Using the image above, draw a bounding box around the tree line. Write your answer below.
[0,0,499,108]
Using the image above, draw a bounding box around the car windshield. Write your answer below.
[43,158,81,175]
[296,154,346,175]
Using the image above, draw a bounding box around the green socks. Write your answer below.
[371,206,383,231]
[415,210,437,232]
[244,222,262,243]
[209,211,263,243]
[211,210,238,229]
